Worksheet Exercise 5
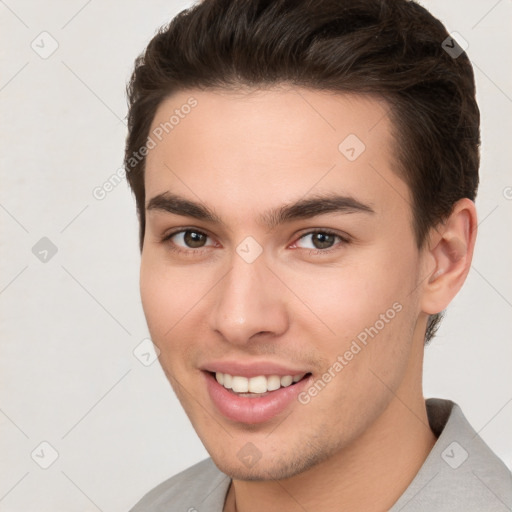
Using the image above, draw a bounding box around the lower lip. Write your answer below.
[203,371,312,424]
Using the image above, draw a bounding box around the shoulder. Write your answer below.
[392,399,512,511]
[129,457,231,512]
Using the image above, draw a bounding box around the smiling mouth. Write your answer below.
[207,371,312,397]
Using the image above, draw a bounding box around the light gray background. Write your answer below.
[1,1,511,510]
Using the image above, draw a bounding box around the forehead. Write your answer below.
[144,87,410,223]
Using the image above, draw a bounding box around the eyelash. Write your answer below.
[160,228,351,257]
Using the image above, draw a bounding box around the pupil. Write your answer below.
[185,231,205,248]
[313,233,334,250]
[182,232,334,250]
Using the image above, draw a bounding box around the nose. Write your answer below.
[209,250,289,346]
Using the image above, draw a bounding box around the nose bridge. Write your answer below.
[210,247,288,343]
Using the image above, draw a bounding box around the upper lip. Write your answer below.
[201,360,310,378]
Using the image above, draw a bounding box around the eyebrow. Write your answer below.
[146,191,375,230]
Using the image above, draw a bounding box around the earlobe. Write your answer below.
[421,198,478,314]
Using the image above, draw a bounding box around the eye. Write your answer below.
[160,228,350,257]
[161,228,215,254]
[292,230,350,253]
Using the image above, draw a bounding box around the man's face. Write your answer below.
[140,87,430,480]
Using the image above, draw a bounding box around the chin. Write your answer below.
[209,442,332,481]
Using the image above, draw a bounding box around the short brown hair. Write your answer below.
[124,0,480,343]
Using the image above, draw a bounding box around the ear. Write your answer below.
[420,198,478,315]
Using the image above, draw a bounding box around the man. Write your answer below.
[125,0,512,510]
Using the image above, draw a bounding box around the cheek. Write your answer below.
[323,247,418,372]
[140,254,219,373]
[288,245,418,345]
[293,263,418,435]
[140,261,167,336]
[139,257,190,350]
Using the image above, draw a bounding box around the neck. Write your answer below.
[224,354,436,512]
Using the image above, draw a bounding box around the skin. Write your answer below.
[140,86,477,511]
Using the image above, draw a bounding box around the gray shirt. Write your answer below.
[130,398,512,511]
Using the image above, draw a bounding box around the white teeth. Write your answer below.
[223,373,232,389]
[280,375,293,387]
[214,372,307,393]
[248,376,268,394]
[231,376,249,393]
[267,375,281,391]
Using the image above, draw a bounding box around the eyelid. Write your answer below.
[290,229,350,252]
[294,228,351,243]
[161,227,215,248]
[161,227,350,254]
